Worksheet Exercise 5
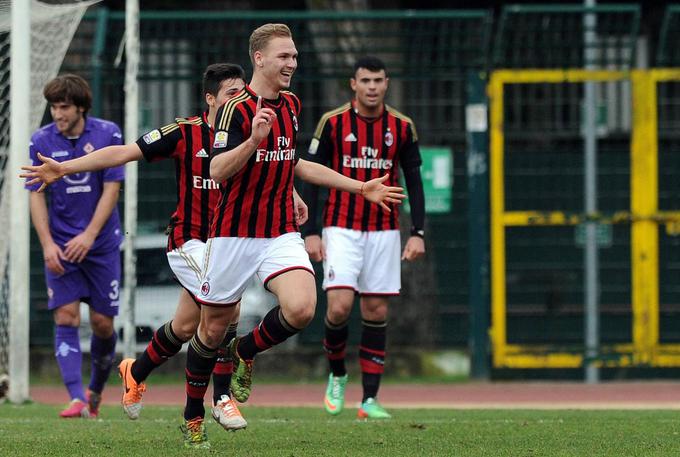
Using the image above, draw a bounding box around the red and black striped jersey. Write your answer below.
[135,111,220,250]
[304,101,421,232]
[210,85,301,238]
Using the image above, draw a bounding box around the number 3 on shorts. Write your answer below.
[109,279,120,300]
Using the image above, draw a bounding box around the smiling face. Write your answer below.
[254,36,298,91]
[351,68,389,117]
[50,101,85,137]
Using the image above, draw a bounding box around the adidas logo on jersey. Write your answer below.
[195,148,209,158]
[344,132,357,142]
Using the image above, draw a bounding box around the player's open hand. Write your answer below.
[304,234,325,262]
[19,152,65,192]
[64,230,96,263]
[250,96,277,145]
[360,174,405,212]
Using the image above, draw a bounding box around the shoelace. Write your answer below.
[222,399,240,416]
[331,378,343,399]
[128,383,147,403]
[186,418,206,443]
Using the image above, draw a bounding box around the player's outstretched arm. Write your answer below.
[294,159,405,212]
[20,143,142,192]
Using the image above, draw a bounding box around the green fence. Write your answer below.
[494,4,640,69]
[29,9,492,347]
[491,6,639,351]
[656,6,680,344]
[28,6,680,359]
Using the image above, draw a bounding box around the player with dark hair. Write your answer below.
[25,73,123,418]
[179,24,405,448]
[302,56,426,419]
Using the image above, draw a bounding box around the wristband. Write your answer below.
[411,228,424,238]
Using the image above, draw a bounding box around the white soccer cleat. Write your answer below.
[211,394,247,431]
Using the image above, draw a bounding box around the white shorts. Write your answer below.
[322,227,401,295]
[166,239,206,295]
[196,232,314,306]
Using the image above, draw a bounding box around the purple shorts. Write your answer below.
[45,247,121,317]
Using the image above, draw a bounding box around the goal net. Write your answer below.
[0,0,99,401]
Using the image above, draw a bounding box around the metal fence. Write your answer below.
[29,9,493,347]
[26,6,680,368]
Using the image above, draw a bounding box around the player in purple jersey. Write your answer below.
[25,74,124,418]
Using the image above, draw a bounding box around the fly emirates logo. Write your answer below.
[255,136,296,162]
[343,146,392,170]
[193,176,219,190]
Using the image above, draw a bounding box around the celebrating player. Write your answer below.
[179,23,405,448]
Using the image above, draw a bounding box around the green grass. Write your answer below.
[1,404,679,456]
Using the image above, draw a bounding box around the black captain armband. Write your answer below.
[411,227,425,238]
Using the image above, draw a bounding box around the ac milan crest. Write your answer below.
[200,281,210,296]
[384,129,394,147]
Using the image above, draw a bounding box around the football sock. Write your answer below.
[132,320,186,384]
[88,331,117,394]
[212,321,238,403]
[236,306,299,361]
[184,334,217,421]
[359,319,386,402]
[55,325,85,401]
[323,316,349,377]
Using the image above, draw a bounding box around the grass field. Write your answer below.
[1,403,679,456]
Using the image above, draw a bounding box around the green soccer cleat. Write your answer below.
[324,374,348,415]
[228,337,253,403]
[180,417,211,449]
[357,397,392,419]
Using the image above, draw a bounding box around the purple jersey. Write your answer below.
[25,116,125,252]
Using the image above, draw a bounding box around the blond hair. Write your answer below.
[249,23,292,64]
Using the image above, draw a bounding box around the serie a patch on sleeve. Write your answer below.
[142,129,161,144]
[213,131,228,149]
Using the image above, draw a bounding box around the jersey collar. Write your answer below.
[351,100,384,123]
[245,84,283,108]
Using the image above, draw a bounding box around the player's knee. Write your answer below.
[326,306,351,325]
[284,295,316,328]
[53,308,79,327]
[201,321,228,348]
[90,315,114,337]
[173,319,198,341]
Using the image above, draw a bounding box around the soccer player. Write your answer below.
[21,64,304,434]
[24,74,124,418]
[301,56,426,419]
[179,23,405,448]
